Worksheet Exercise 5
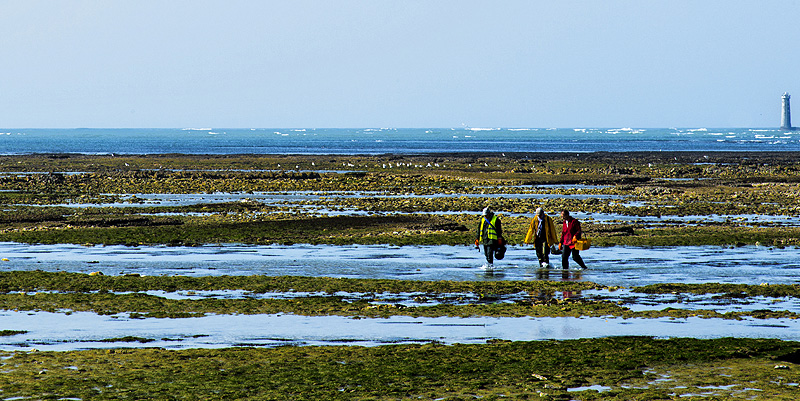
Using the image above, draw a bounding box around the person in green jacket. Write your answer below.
[524,207,558,268]
[476,207,503,266]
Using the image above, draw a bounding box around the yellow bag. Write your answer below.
[574,238,591,251]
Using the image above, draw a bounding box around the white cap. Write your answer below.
[535,207,543,215]
[482,207,492,216]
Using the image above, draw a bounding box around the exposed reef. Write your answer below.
[1,152,800,247]
[1,152,799,399]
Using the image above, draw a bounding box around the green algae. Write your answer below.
[0,337,796,400]
[3,210,800,247]
[0,272,612,319]
[0,291,795,320]
[635,282,800,298]
[0,152,800,247]
[593,226,800,248]
[0,272,794,320]
[2,152,800,247]
[2,154,799,398]
[0,271,599,294]
[99,336,155,343]
[0,212,477,246]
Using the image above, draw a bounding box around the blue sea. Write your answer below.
[1,127,799,155]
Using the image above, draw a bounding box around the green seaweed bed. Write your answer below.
[0,152,799,399]
[0,338,797,400]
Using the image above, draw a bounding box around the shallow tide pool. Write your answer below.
[2,242,798,350]
[1,242,798,287]
[3,311,800,352]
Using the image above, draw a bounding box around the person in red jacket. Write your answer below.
[559,210,588,270]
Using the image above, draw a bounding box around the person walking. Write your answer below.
[524,207,558,268]
[476,206,503,267]
[559,210,588,270]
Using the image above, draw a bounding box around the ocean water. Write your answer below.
[1,127,799,155]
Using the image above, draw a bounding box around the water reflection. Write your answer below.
[1,243,798,287]
[2,241,799,351]
[27,190,624,209]
[130,288,800,316]
[535,268,584,282]
[575,212,800,227]
[14,189,800,226]
[3,311,800,352]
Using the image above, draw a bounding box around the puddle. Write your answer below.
[568,384,612,393]
[592,289,800,314]
[31,190,625,209]
[0,242,572,282]
[26,286,782,317]
[17,189,800,227]
[3,242,800,351]
[1,243,799,287]
[531,184,614,190]
[577,212,800,227]
[595,246,800,286]
[141,289,514,308]
[3,311,800,352]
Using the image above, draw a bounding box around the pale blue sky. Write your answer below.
[0,1,798,128]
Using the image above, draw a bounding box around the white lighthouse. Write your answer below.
[781,92,793,130]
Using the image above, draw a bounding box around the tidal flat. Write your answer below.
[2,152,800,247]
[1,152,799,399]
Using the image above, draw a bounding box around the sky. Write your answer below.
[0,1,798,129]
